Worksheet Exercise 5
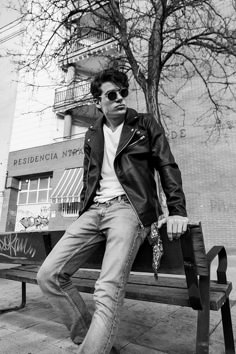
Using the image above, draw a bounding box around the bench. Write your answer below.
[0,223,234,354]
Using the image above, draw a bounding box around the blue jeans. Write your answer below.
[37,198,150,354]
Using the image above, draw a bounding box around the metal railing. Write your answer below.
[54,81,92,107]
[70,30,114,53]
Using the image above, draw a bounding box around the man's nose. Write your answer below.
[115,92,123,101]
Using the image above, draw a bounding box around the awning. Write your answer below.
[51,168,84,203]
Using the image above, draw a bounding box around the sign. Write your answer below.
[12,148,84,167]
[8,137,85,176]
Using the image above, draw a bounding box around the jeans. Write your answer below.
[37,197,150,354]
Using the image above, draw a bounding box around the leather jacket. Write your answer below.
[79,108,187,226]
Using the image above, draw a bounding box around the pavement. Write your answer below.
[0,256,236,354]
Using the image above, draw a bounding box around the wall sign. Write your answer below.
[8,137,85,176]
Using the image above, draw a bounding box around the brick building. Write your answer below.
[1,1,236,253]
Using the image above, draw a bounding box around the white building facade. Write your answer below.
[1,1,236,252]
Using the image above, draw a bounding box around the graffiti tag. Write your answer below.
[166,128,186,140]
[19,215,49,231]
[0,234,37,260]
[210,199,236,213]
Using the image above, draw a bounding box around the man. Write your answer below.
[37,68,188,354]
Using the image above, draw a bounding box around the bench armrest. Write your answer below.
[180,227,203,310]
[206,246,227,284]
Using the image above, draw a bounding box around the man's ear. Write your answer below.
[95,98,101,110]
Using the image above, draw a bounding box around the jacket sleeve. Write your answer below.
[79,134,91,214]
[145,115,187,217]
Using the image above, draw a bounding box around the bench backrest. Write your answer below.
[0,224,208,276]
[79,223,209,276]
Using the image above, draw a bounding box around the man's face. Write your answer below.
[96,82,128,119]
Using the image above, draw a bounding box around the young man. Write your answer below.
[37,69,188,354]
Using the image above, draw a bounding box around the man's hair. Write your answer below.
[90,68,129,99]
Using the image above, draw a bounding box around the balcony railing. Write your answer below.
[54,81,92,109]
[70,30,115,53]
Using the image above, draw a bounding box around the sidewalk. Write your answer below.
[0,256,236,354]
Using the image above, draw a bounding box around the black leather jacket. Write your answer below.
[79,108,187,226]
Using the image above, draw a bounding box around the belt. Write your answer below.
[94,194,129,206]
[111,194,129,203]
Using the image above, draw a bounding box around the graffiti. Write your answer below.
[19,216,49,231]
[15,203,50,232]
[210,199,236,213]
[226,120,234,130]
[166,128,186,140]
[0,234,36,260]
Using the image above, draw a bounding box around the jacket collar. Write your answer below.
[88,108,139,164]
[123,108,139,126]
[116,108,139,156]
[90,107,139,132]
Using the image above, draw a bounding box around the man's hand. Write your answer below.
[158,215,189,241]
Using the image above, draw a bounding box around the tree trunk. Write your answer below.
[144,74,169,218]
[145,83,161,124]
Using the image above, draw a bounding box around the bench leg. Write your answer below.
[196,276,210,354]
[221,298,235,354]
[0,282,26,314]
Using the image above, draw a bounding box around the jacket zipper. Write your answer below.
[115,126,144,228]
[82,154,91,212]
[126,135,145,149]
[115,128,137,159]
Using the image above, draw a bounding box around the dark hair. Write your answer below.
[90,68,129,99]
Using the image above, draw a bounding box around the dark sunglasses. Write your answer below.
[102,88,129,101]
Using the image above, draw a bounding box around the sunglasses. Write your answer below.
[101,88,129,101]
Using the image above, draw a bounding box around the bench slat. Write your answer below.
[0,266,231,292]
[0,269,38,284]
[0,265,231,311]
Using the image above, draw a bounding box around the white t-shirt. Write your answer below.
[94,123,125,203]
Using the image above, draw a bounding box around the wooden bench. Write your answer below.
[0,224,234,354]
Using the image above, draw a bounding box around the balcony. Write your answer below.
[59,27,119,74]
[53,81,93,112]
[70,30,115,53]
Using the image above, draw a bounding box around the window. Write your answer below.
[61,202,80,217]
[17,176,52,205]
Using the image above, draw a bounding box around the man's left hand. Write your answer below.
[158,215,189,241]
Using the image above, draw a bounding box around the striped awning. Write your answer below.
[51,168,84,203]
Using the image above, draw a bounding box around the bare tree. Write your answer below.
[7,0,236,132]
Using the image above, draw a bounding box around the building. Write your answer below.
[0,0,145,233]
[0,3,23,222]
[1,1,236,253]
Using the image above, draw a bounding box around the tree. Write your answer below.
[7,0,236,134]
